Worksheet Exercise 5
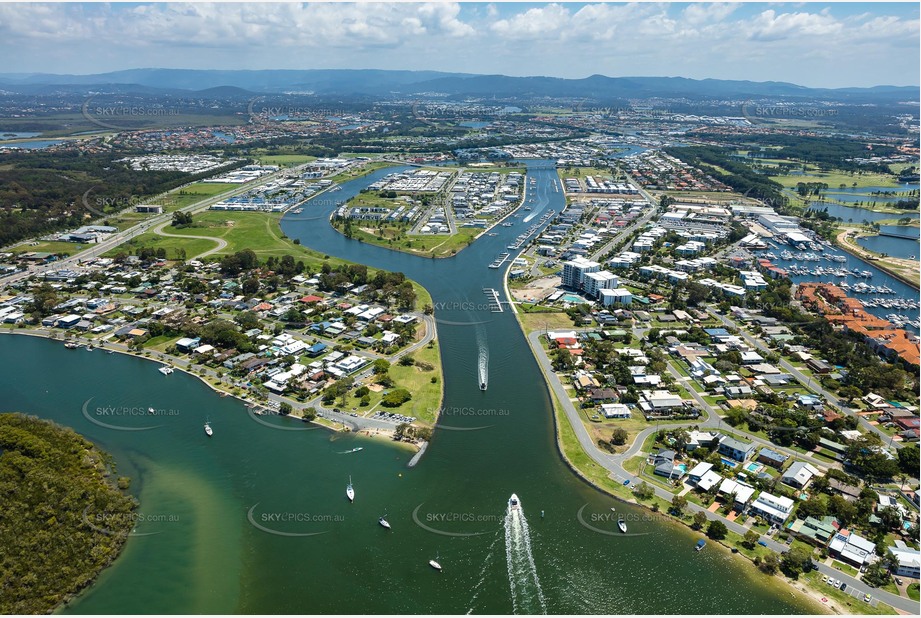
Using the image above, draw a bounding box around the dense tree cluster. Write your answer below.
[0,413,137,614]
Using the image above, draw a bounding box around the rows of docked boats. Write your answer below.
[861,297,919,310]
[886,314,921,329]
[507,211,554,250]
[785,264,874,278]
[843,281,895,294]
[772,250,850,264]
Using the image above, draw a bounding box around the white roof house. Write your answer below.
[600,403,631,418]
[696,470,723,492]
[750,492,795,523]
[829,530,876,567]
[888,540,921,578]
[718,478,756,505]
[782,461,820,489]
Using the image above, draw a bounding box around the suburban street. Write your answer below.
[524,329,917,613]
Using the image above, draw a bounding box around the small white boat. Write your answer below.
[346,476,355,502]
[429,554,442,571]
[508,493,520,512]
[379,516,391,530]
[204,422,213,437]
[158,366,173,375]
[617,519,627,533]
[147,407,155,414]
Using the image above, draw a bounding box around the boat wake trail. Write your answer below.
[465,528,502,615]
[476,326,488,391]
[504,498,546,614]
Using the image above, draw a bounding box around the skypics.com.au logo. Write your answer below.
[82,186,145,218]
[741,100,838,125]
[82,95,180,131]
[81,397,179,432]
[246,503,343,537]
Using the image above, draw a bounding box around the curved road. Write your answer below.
[152,220,228,259]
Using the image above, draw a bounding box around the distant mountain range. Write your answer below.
[0,68,916,102]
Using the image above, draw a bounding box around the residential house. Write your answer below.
[782,461,820,489]
[888,541,921,578]
[829,530,876,567]
[650,449,686,480]
[757,448,789,469]
[718,478,756,510]
[749,492,795,524]
[717,435,755,462]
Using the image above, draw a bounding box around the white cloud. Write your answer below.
[746,9,843,42]
[490,3,569,40]
[0,2,916,88]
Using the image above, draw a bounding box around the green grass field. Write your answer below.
[771,170,903,190]
[255,154,317,167]
[151,182,240,213]
[112,232,216,260]
[13,241,80,256]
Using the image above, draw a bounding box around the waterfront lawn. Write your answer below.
[387,341,442,425]
[341,222,480,258]
[551,391,636,503]
[771,169,903,190]
[329,161,393,183]
[801,571,896,615]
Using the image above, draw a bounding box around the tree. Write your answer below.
[670,495,688,516]
[706,520,728,540]
[633,482,654,501]
[862,559,892,588]
[610,428,628,446]
[897,444,919,475]
[780,546,813,579]
[743,529,760,550]
[373,359,391,374]
[278,402,292,416]
[693,511,708,530]
[757,552,780,575]
[242,277,260,296]
[381,388,412,407]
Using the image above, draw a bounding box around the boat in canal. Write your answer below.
[696,539,706,552]
[618,518,627,533]
[204,420,213,437]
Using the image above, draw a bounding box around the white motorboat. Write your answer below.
[204,421,213,437]
[158,366,173,375]
[429,553,442,571]
[617,518,627,533]
[346,476,355,502]
[508,493,520,512]
[379,515,391,530]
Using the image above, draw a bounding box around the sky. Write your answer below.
[0,2,918,89]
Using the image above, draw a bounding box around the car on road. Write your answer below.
[821,575,828,583]
[863,594,871,602]
[839,582,847,591]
